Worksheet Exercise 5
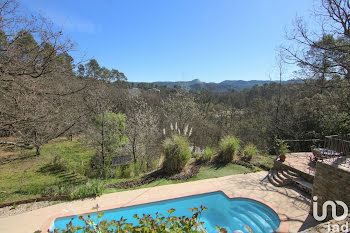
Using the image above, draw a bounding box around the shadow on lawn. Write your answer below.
[209,162,227,170]
[0,152,37,165]
[38,164,86,185]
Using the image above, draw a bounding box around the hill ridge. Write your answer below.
[135,79,296,92]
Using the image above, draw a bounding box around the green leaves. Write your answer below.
[97,212,104,219]
[216,225,228,233]
[167,208,175,214]
[274,137,290,156]
[241,143,259,162]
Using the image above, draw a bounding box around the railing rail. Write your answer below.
[283,139,323,152]
[324,135,350,156]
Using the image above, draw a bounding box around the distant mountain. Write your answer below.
[148,79,296,92]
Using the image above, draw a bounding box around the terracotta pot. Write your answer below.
[279,154,286,162]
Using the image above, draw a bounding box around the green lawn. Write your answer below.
[40,140,94,176]
[0,139,94,204]
[194,163,251,180]
[250,154,276,170]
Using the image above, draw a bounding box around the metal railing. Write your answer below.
[324,135,350,156]
[283,139,323,152]
[322,134,350,168]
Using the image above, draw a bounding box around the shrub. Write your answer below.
[274,138,290,155]
[57,185,74,196]
[114,161,148,179]
[41,185,74,198]
[241,143,258,162]
[114,164,132,178]
[41,186,59,197]
[162,135,191,174]
[132,160,148,177]
[146,156,159,171]
[193,152,201,160]
[41,180,104,200]
[69,179,104,200]
[218,136,240,162]
[200,147,215,162]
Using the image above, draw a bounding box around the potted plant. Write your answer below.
[275,138,290,162]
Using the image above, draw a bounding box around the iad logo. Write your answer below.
[313,196,349,232]
[312,196,348,221]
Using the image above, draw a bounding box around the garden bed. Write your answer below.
[106,164,202,189]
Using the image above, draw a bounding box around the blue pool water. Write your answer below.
[52,191,280,233]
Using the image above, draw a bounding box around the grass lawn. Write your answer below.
[194,163,251,180]
[250,154,276,169]
[0,139,94,204]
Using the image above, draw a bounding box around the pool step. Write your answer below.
[268,169,313,195]
[294,179,313,195]
[283,169,299,180]
[268,170,292,187]
[230,206,275,233]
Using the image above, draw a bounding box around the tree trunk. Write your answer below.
[275,61,282,125]
[35,145,40,156]
[132,137,137,163]
[101,112,105,168]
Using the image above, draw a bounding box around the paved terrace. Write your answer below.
[323,155,350,172]
[284,153,316,176]
[0,171,317,233]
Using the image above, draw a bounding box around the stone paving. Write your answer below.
[0,171,317,233]
[284,153,316,176]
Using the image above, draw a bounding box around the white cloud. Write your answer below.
[54,15,97,34]
[22,1,98,34]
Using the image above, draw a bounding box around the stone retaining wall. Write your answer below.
[310,160,350,221]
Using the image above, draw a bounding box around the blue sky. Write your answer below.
[21,0,315,82]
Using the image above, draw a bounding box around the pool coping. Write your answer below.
[41,188,289,233]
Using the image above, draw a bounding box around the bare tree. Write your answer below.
[282,0,350,82]
[0,0,88,153]
[125,97,159,163]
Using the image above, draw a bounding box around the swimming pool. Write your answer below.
[51,191,280,233]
